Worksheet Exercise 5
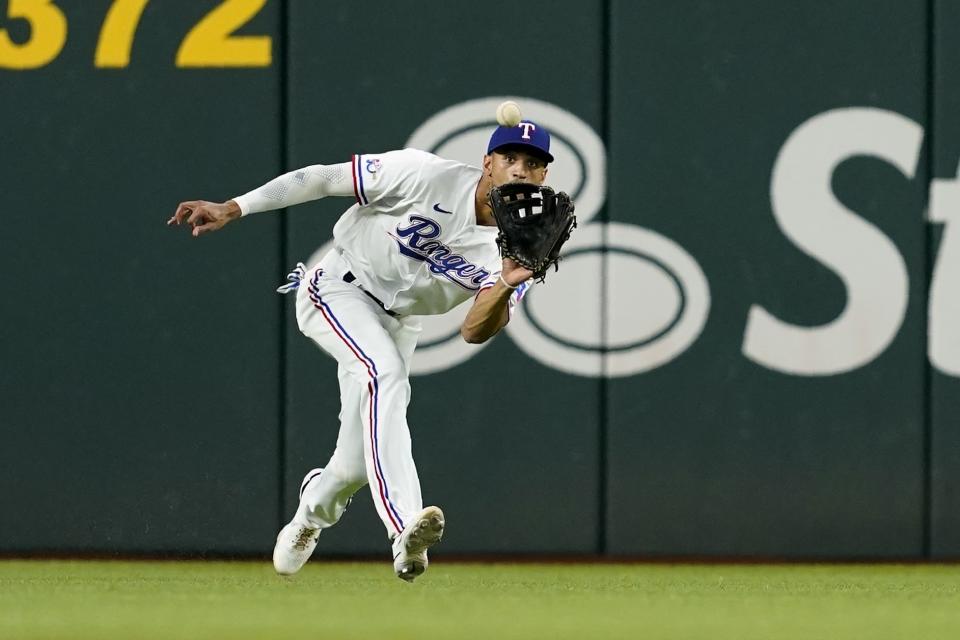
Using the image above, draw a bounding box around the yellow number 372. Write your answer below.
[0,0,272,69]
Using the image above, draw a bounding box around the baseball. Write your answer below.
[496,100,523,127]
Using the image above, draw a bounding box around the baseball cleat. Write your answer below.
[273,522,321,575]
[273,468,325,576]
[392,506,444,583]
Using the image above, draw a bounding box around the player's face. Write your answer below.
[484,149,549,187]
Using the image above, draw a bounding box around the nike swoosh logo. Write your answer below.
[432,203,453,214]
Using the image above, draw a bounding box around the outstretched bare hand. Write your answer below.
[168,200,241,237]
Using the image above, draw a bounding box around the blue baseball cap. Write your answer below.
[486,120,554,163]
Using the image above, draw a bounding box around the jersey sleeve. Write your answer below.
[233,162,355,215]
[350,149,429,207]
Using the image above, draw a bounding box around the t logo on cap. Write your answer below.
[486,119,554,163]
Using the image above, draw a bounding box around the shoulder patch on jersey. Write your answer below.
[365,158,382,174]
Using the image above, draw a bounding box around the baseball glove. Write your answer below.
[489,183,577,281]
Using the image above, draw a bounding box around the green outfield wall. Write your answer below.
[1,0,957,559]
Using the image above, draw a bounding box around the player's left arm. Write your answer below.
[461,259,533,343]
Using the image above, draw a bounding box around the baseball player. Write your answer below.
[168,121,554,582]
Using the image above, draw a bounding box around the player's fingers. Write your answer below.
[186,207,209,226]
[170,202,194,225]
[192,221,218,237]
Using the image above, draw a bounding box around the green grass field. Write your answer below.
[2,560,959,639]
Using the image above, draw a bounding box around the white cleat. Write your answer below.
[273,468,325,576]
[273,522,321,575]
[392,506,445,583]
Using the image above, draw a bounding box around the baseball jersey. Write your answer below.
[331,149,529,316]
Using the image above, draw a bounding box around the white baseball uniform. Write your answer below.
[234,149,530,538]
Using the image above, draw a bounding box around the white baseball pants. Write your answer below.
[291,259,422,539]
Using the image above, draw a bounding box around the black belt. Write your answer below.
[343,271,399,317]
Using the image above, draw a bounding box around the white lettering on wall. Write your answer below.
[743,108,923,375]
[928,167,960,376]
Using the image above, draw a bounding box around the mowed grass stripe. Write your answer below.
[1,561,959,640]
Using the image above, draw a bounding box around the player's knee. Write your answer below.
[372,359,406,385]
[326,456,367,487]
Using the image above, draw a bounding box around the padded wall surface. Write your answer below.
[0,0,282,553]
[605,0,928,556]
